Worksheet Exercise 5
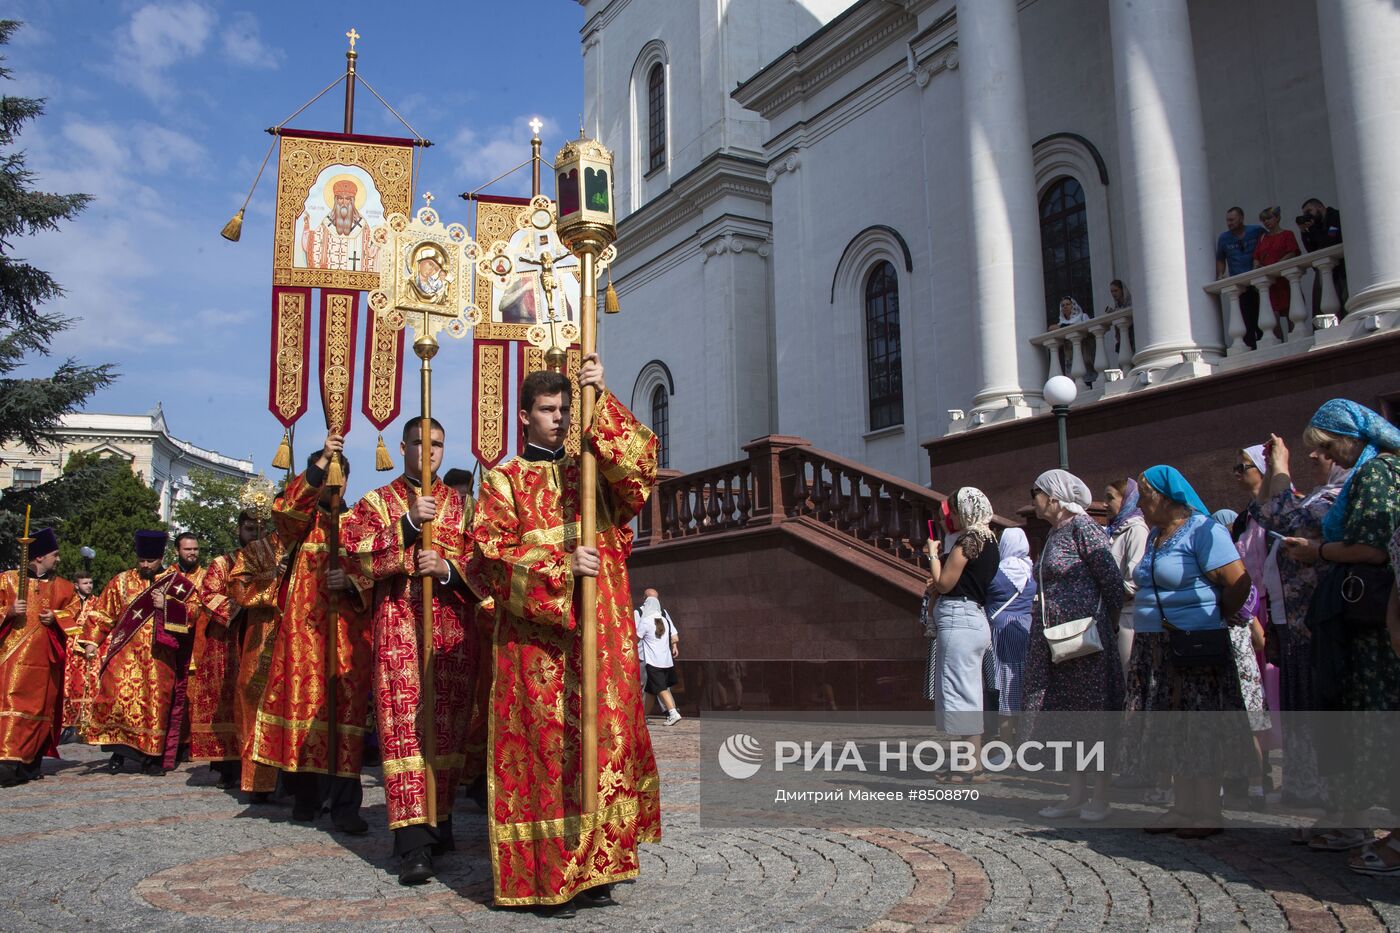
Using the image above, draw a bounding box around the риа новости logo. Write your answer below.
[717,733,763,779]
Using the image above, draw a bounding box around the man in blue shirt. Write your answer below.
[1216,206,1266,348]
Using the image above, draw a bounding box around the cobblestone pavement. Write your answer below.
[1,721,1398,931]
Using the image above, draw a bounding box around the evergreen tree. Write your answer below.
[56,454,161,587]
[0,449,123,568]
[171,468,243,563]
[0,19,115,453]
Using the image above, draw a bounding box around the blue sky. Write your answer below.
[6,1,584,498]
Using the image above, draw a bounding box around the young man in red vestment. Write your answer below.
[0,528,79,786]
[341,417,478,885]
[467,355,661,917]
[249,436,374,834]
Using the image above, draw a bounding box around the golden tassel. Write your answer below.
[325,452,345,488]
[374,434,394,471]
[604,272,620,314]
[271,430,292,470]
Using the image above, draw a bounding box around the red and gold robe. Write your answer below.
[250,471,373,777]
[190,557,242,762]
[342,477,477,830]
[79,568,197,765]
[228,539,285,793]
[59,593,92,730]
[468,391,660,907]
[0,572,78,764]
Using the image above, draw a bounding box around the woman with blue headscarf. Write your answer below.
[1122,465,1255,838]
[1281,399,1400,871]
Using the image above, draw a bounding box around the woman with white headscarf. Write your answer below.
[1023,469,1126,821]
[927,487,1001,782]
[982,528,1038,756]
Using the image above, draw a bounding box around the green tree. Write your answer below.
[0,20,115,453]
[0,449,123,568]
[56,453,160,588]
[171,468,243,563]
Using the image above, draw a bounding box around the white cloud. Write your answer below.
[120,1,216,101]
[452,115,561,198]
[220,12,281,70]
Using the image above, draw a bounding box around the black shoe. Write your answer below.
[331,812,369,835]
[575,883,617,907]
[103,754,124,774]
[249,791,273,805]
[536,899,577,919]
[141,760,166,776]
[59,727,76,745]
[0,763,19,787]
[292,802,318,822]
[398,847,434,886]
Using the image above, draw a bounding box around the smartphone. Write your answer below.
[1263,439,1274,460]
[1266,530,1286,542]
[926,519,936,541]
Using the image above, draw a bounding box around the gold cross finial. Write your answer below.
[422,191,435,207]
[529,117,543,139]
[346,28,360,51]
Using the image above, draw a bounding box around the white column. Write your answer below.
[959,0,1045,414]
[1110,0,1221,370]
[1318,0,1400,317]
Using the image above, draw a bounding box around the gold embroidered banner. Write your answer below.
[472,340,508,468]
[269,286,312,427]
[272,129,415,293]
[360,296,404,432]
[319,289,359,436]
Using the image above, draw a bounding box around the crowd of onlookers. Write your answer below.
[920,397,1400,874]
[1216,198,1347,348]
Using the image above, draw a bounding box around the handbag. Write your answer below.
[1151,542,1231,668]
[1039,557,1104,663]
[1338,562,1394,628]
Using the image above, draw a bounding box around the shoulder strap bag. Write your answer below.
[1040,550,1105,664]
[1152,535,1232,668]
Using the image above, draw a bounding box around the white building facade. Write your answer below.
[582,0,1400,484]
[0,404,258,523]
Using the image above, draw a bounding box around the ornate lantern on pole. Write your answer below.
[553,132,616,815]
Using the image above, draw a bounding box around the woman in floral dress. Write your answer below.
[1022,469,1125,822]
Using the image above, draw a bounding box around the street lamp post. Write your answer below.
[1043,375,1079,471]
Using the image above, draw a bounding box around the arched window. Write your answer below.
[864,261,903,431]
[650,384,670,469]
[647,63,666,172]
[1039,176,1093,328]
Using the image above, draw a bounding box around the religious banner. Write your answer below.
[318,289,360,437]
[272,129,416,293]
[268,286,312,428]
[361,299,406,469]
[471,340,510,469]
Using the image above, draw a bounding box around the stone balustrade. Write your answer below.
[1203,244,1345,355]
[1028,306,1134,389]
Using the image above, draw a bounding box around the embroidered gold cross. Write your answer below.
[346,28,360,51]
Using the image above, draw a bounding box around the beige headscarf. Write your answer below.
[1033,469,1092,516]
[953,487,995,559]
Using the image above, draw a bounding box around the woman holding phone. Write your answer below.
[927,488,1000,782]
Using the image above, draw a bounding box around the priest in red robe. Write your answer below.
[342,417,478,885]
[467,357,660,916]
[79,530,198,775]
[250,435,374,833]
[0,528,79,786]
[190,512,264,788]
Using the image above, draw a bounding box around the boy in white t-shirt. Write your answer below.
[634,589,681,724]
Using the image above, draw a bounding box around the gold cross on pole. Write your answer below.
[346,27,360,51]
[529,117,543,139]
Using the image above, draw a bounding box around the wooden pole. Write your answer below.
[578,248,600,813]
[325,496,341,781]
[414,331,440,825]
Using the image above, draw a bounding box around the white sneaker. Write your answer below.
[664,709,682,726]
[1078,800,1112,822]
[1038,800,1082,819]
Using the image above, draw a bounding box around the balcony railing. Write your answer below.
[638,436,1019,573]
[1029,306,1134,389]
[1204,243,1345,355]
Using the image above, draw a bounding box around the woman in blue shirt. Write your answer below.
[1124,465,1254,837]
